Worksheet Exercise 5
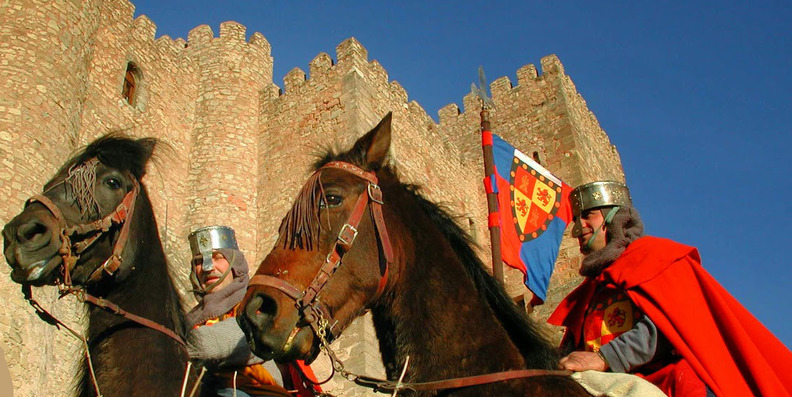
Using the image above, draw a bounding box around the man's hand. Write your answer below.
[559,351,608,372]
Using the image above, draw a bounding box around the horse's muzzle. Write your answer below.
[3,207,62,284]
[239,289,316,363]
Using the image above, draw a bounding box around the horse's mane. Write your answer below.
[402,182,560,369]
[290,148,560,369]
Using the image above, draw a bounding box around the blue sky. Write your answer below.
[132,1,791,347]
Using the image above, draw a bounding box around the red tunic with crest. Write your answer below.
[549,236,792,397]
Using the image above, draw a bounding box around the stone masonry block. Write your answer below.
[309,52,333,77]
[517,63,539,86]
[132,14,157,41]
[284,67,306,92]
[219,21,246,42]
[388,81,407,104]
[104,0,135,23]
[541,54,564,76]
[438,103,460,125]
[490,75,513,101]
[187,24,214,46]
[154,35,184,55]
[336,37,368,66]
[368,60,388,85]
[249,32,271,54]
[462,91,480,114]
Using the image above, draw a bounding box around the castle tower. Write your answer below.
[437,55,625,323]
[185,22,272,259]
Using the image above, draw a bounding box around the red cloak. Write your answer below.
[549,236,792,397]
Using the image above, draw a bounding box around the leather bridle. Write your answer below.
[248,161,393,346]
[25,161,139,286]
[21,157,186,347]
[246,161,574,393]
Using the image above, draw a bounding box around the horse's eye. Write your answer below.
[104,177,122,190]
[320,195,343,209]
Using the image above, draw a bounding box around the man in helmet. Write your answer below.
[548,181,792,397]
[186,226,319,397]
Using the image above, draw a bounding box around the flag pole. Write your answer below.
[480,106,504,285]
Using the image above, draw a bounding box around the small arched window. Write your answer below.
[532,151,541,164]
[122,62,138,106]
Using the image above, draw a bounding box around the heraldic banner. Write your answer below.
[483,131,573,304]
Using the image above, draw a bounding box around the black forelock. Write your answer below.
[67,133,155,179]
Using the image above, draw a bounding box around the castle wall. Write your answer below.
[0,1,104,395]
[0,1,624,395]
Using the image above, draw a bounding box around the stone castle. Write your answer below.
[0,0,624,395]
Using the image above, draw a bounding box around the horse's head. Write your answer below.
[239,113,397,362]
[3,135,155,287]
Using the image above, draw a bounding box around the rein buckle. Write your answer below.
[338,224,358,248]
[367,183,383,204]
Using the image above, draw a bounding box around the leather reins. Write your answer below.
[248,161,393,346]
[22,158,186,347]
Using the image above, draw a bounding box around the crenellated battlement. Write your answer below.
[187,24,214,46]
[389,81,408,104]
[184,21,270,51]
[270,37,439,126]
[284,67,307,92]
[219,21,246,42]
[154,35,186,55]
[336,37,369,67]
[112,0,136,24]
[438,54,569,126]
[132,15,157,42]
[249,32,272,54]
[309,52,334,76]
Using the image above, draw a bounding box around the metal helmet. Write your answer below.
[188,226,238,272]
[569,181,632,218]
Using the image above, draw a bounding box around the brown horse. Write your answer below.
[2,136,195,396]
[238,114,590,396]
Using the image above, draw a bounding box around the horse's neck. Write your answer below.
[81,244,188,396]
[374,241,526,381]
[87,251,179,333]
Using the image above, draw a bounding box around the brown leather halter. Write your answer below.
[21,158,186,346]
[248,161,393,344]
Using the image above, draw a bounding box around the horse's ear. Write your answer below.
[352,112,392,170]
[137,138,156,165]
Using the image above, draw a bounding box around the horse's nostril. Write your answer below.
[17,220,50,245]
[245,293,278,328]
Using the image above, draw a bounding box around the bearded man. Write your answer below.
[549,181,792,397]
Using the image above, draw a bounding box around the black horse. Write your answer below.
[3,136,195,396]
[238,113,590,396]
